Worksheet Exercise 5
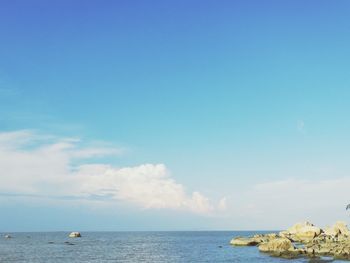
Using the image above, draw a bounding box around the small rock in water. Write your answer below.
[230,237,259,246]
[4,234,11,239]
[68,232,81,238]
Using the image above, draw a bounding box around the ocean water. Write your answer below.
[0,231,343,262]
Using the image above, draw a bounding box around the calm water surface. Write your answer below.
[0,231,344,262]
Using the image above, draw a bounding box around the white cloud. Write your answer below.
[74,163,215,213]
[0,130,34,149]
[218,197,227,212]
[0,130,221,215]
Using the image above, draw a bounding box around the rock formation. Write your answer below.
[68,232,81,238]
[230,221,350,260]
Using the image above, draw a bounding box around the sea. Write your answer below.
[0,231,343,262]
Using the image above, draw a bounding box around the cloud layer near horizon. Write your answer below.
[1,130,349,228]
[227,177,350,229]
[0,130,223,215]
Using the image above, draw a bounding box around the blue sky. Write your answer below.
[1,0,350,231]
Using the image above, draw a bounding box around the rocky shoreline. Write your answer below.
[230,221,350,260]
